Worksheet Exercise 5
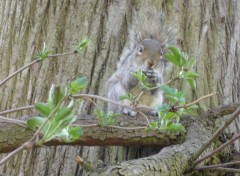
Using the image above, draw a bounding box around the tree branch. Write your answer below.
[192,106,240,166]
[193,132,240,166]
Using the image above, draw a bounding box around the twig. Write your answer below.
[175,92,218,109]
[0,59,40,87]
[73,94,154,111]
[195,167,240,173]
[82,97,101,111]
[194,132,240,165]
[0,105,34,115]
[0,142,32,165]
[0,116,26,127]
[0,51,77,87]
[192,106,240,167]
[137,111,150,126]
[147,76,179,91]
[73,94,130,108]
[48,51,76,57]
[195,160,240,170]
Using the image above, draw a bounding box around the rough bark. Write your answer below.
[0,0,239,176]
[0,114,185,153]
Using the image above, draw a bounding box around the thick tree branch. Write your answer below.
[192,106,240,166]
[0,114,185,153]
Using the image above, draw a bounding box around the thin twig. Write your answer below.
[195,167,240,173]
[0,116,26,127]
[195,160,240,170]
[175,92,218,109]
[0,59,40,87]
[192,107,240,167]
[194,132,240,165]
[147,76,179,91]
[0,142,29,165]
[73,94,131,109]
[0,105,35,115]
[0,51,77,87]
[48,51,76,57]
[137,111,150,126]
[73,94,154,111]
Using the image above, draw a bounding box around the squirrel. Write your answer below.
[105,12,175,116]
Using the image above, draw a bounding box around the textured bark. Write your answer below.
[0,114,185,153]
[0,0,239,176]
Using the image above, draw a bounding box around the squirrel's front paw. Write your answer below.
[149,110,158,116]
[143,70,160,84]
[123,108,137,116]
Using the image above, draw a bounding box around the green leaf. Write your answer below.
[175,91,185,103]
[35,102,51,117]
[180,52,188,67]
[166,120,173,127]
[69,126,84,140]
[77,38,90,52]
[156,103,170,113]
[35,43,52,60]
[27,116,46,130]
[149,121,159,129]
[48,85,67,107]
[54,106,73,122]
[186,72,199,78]
[69,77,88,95]
[165,53,179,66]
[43,115,77,142]
[119,95,130,101]
[68,99,75,109]
[187,77,196,90]
[166,123,185,132]
[160,85,177,96]
[185,105,198,113]
[162,112,176,121]
[187,58,196,69]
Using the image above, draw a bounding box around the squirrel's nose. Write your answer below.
[147,61,154,68]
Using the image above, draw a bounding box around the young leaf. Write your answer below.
[48,85,67,107]
[175,91,185,104]
[69,126,84,140]
[77,38,90,52]
[35,43,52,60]
[187,77,196,90]
[166,123,185,132]
[165,46,181,67]
[119,94,130,101]
[187,58,196,69]
[35,102,51,117]
[186,72,199,78]
[27,116,46,130]
[162,112,176,121]
[165,53,179,66]
[54,106,73,122]
[160,85,177,96]
[70,77,88,95]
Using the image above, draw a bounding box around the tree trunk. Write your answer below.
[0,0,239,176]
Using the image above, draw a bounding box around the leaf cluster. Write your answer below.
[148,85,198,132]
[27,77,88,144]
[165,46,199,89]
[95,110,119,126]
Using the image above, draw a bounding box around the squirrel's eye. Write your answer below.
[160,49,163,59]
[137,46,144,55]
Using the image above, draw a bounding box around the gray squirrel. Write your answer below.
[105,12,175,116]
